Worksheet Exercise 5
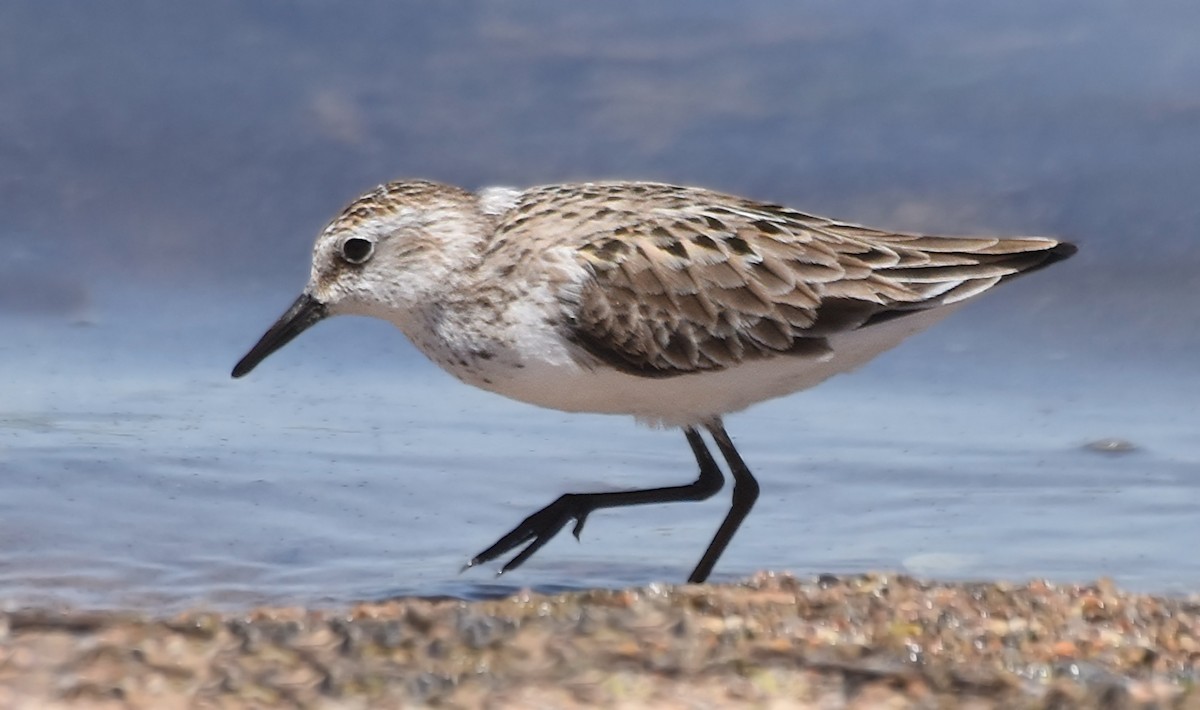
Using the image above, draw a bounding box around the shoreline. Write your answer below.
[2,573,1197,708]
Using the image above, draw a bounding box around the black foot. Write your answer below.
[462,494,593,575]
[458,424,739,581]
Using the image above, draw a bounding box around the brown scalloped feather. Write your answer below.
[491,182,1075,377]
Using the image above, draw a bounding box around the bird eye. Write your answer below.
[341,237,374,264]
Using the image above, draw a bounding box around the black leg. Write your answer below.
[464,426,726,575]
[686,419,760,583]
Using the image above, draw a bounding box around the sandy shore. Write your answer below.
[2,573,1198,708]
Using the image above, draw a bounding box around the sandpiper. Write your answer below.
[232,180,1076,583]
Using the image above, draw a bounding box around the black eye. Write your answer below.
[341,237,374,264]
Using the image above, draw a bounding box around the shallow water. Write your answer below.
[2,1,1199,610]
[2,283,1197,611]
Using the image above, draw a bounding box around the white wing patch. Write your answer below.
[477,186,523,216]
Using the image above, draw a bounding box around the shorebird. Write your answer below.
[232,180,1076,583]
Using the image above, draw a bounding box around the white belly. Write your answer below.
[456,305,961,428]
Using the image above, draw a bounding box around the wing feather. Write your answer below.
[493,183,1075,377]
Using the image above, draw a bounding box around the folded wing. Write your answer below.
[561,186,1074,377]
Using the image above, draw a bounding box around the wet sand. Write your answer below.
[2,573,1198,708]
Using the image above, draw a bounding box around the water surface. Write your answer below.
[1,1,1198,611]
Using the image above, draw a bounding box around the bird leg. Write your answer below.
[686,420,760,583]
[463,426,728,577]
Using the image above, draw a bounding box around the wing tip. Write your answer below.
[1022,239,1078,276]
[1047,240,1078,261]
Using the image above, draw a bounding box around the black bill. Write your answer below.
[231,293,328,378]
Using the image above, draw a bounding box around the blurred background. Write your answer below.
[1,1,1197,611]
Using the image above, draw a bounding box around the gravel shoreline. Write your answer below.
[2,573,1198,708]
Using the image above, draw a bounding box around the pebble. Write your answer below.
[1,574,1198,708]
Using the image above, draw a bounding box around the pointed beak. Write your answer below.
[231,293,328,378]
